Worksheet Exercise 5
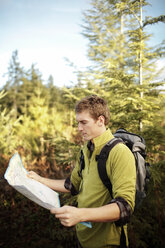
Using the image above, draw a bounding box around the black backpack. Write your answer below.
[79,128,150,210]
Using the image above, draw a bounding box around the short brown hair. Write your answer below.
[75,95,110,125]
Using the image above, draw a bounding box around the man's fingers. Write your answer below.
[50,206,69,214]
[50,206,74,223]
[60,219,73,227]
[27,171,37,179]
[50,208,56,214]
[50,207,63,214]
[50,205,79,227]
[50,206,69,219]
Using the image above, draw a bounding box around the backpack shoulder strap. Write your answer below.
[78,149,85,179]
[96,138,123,198]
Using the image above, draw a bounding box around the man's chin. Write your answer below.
[83,135,90,141]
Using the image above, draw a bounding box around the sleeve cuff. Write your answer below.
[109,197,132,226]
[64,176,78,196]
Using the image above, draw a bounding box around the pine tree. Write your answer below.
[80,2,165,247]
[0,90,21,155]
[2,50,24,119]
[81,0,165,133]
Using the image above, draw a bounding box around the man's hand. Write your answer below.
[50,206,82,227]
[27,171,42,182]
[51,203,120,226]
[27,172,67,192]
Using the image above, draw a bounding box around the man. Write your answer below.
[28,95,136,248]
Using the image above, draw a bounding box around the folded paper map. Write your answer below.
[4,153,60,210]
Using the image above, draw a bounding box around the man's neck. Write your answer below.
[91,127,107,143]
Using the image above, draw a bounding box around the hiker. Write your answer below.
[28,95,136,248]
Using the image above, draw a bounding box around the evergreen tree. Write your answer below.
[0,90,21,155]
[47,75,64,111]
[80,2,165,247]
[2,50,24,119]
[81,0,165,133]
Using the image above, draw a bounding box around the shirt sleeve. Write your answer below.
[107,143,136,211]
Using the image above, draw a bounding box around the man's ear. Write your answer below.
[97,115,105,126]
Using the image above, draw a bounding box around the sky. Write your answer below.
[0,0,165,88]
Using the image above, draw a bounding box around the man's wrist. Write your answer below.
[78,208,94,223]
[78,208,87,223]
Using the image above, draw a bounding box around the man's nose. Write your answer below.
[78,123,83,131]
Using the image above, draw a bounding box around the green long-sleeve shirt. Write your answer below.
[71,129,136,248]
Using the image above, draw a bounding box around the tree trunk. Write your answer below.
[139,0,143,131]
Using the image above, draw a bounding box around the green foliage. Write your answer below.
[143,15,165,27]
[81,0,165,132]
[0,91,21,155]
[0,183,76,248]
[0,1,165,247]
[128,160,165,248]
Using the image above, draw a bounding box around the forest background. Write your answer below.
[0,0,165,247]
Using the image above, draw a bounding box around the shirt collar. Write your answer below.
[92,128,114,148]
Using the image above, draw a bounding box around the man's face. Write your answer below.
[76,110,105,141]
